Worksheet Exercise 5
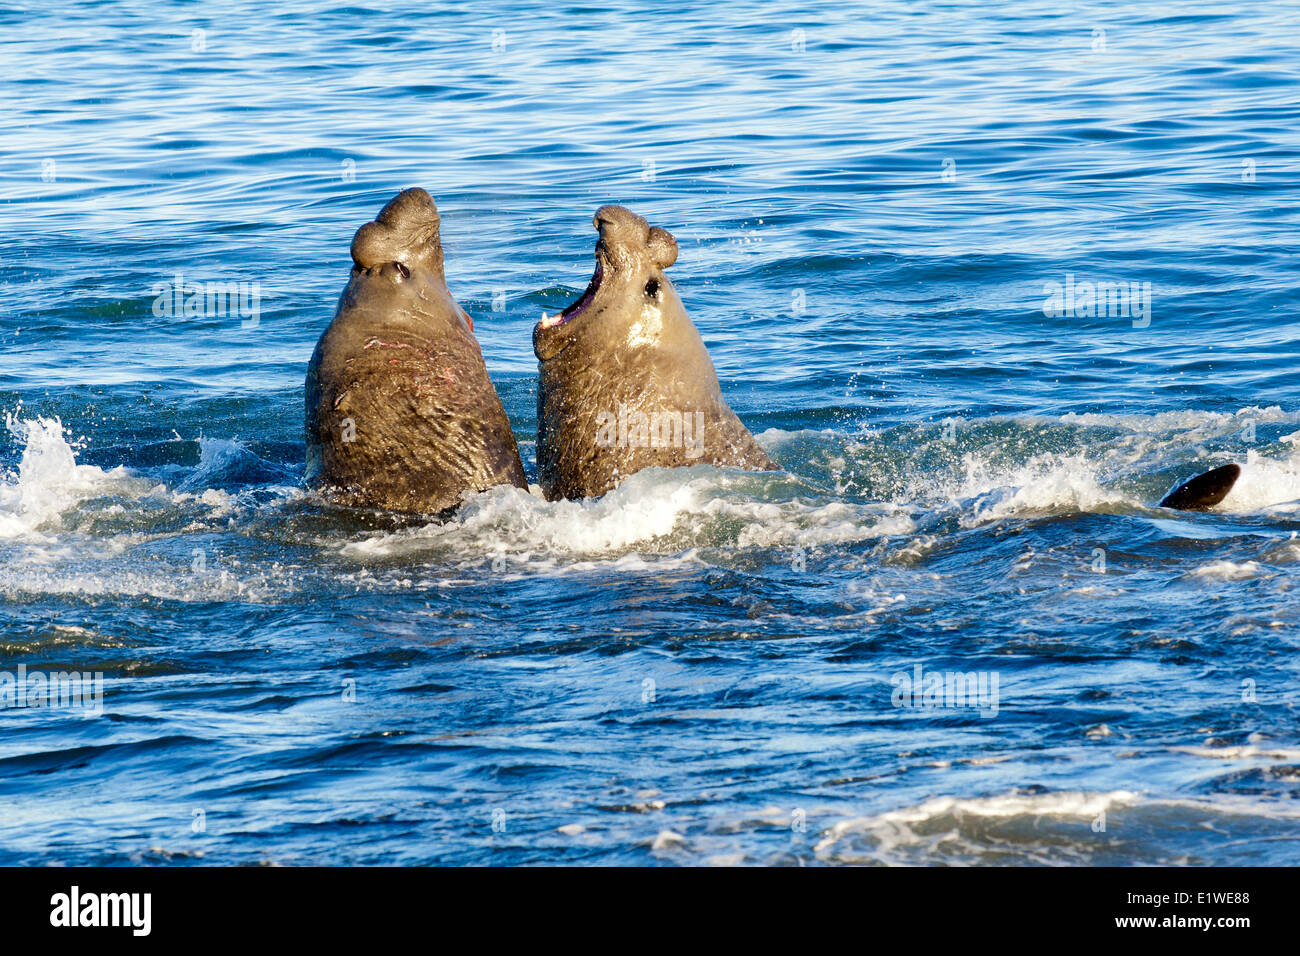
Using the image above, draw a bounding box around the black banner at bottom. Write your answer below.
[0,865,1284,943]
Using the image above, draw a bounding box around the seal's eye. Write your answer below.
[644,278,659,298]
[395,262,410,279]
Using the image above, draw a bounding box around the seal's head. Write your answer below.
[533,205,680,361]
[351,187,446,279]
[338,187,472,333]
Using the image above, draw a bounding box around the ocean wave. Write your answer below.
[1192,560,1265,581]
[0,414,152,542]
[5,405,1300,599]
[338,468,916,563]
[812,790,1300,865]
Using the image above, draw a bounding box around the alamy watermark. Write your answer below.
[891,663,1000,718]
[1042,273,1151,328]
[0,665,103,715]
[595,405,705,459]
[50,886,150,936]
[152,272,262,329]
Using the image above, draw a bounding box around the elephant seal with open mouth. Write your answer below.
[305,188,527,515]
[533,205,777,501]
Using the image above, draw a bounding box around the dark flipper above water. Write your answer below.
[1159,463,1241,511]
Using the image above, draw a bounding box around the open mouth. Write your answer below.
[540,260,602,329]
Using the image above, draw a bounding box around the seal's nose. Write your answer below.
[590,206,676,270]
[593,205,649,243]
[351,188,443,272]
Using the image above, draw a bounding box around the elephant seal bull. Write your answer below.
[533,205,777,501]
[305,188,526,514]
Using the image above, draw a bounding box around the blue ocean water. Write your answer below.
[1,0,1299,865]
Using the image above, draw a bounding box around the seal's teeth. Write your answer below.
[540,311,560,328]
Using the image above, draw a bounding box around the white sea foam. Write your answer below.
[1215,449,1300,511]
[1060,405,1297,436]
[812,790,1300,863]
[816,790,1138,848]
[1192,560,1264,581]
[339,478,693,560]
[339,467,913,563]
[0,414,147,541]
[956,453,1127,526]
[7,404,1300,600]
[907,407,1300,519]
[0,565,288,603]
[1174,745,1300,761]
[0,415,301,601]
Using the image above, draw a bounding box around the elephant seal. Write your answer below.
[305,188,526,515]
[532,205,777,501]
[1159,463,1241,511]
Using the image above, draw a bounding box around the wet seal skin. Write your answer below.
[305,188,527,515]
[1159,462,1241,511]
[533,205,777,501]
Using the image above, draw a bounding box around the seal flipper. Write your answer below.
[1158,463,1241,511]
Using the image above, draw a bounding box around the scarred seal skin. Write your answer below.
[305,188,527,515]
[533,205,777,501]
